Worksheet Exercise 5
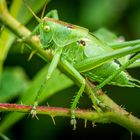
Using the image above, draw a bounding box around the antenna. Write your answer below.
[41,0,48,19]
[23,0,42,23]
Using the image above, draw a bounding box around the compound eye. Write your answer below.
[44,25,50,32]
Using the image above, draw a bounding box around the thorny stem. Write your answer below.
[0,103,140,135]
[0,0,140,135]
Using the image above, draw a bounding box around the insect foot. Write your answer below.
[70,110,77,130]
[30,102,39,120]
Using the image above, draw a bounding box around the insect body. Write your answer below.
[40,17,89,48]
[26,10,140,130]
[41,17,138,87]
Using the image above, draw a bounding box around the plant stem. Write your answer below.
[0,103,140,135]
[0,0,140,135]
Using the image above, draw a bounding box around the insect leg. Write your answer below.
[30,48,62,117]
[60,60,86,130]
[75,44,140,72]
[46,10,59,20]
[110,39,140,49]
[127,60,140,69]
[93,53,140,93]
[109,40,140,68]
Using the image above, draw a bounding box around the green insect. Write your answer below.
[23,1,140,130]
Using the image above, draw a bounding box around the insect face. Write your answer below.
[40,20,51,32]
[39,21,54,48]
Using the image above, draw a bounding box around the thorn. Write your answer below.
[20,101,23,105]
[21,43,25,54]
[120,105,126,110]
[28,50,37,61]
[130,131,133,140]
[46,102,50,107]
[84,120,87,128]
[92,122,96,128]
[51,116,56,125]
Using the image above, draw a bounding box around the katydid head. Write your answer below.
[38,18,54,48]
[23,0,53,48]
[40,18,51,32]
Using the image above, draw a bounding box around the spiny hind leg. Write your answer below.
[30,48,62,118]
[61,60,86,130]
[93,52,140,93]
[70,79,85,130]
[61,60,101,129]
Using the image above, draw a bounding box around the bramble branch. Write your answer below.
[0,0,140,135]
[0,103,140,135]
[0,103,110,123]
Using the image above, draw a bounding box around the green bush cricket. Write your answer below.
[23,1,140,130]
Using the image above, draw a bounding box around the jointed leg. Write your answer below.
[61,60,103,129]
[61,60,86,130]
[31,48,62,117]
[75,44,140,72]
[110,39,140,49]
[93,53,140,93]
[70,82,85,130]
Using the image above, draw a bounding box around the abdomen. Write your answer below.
[83,61,133,87]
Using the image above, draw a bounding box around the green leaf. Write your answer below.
[0,65,73,132]
[80,0,128,29]
[0,67,29,102]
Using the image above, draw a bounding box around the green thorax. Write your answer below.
[62,34,133,87]
[41,18,89,48]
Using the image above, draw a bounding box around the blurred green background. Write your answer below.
[0,0,140,139]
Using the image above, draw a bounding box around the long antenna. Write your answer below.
[41,0,48,19]
[23,0,42,23]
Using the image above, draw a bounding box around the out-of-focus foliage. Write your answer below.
[0,0,49,77]
[0,0,140,140]
[0,67,28,102]
[0,65,73,133]
[80,0,128,29]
